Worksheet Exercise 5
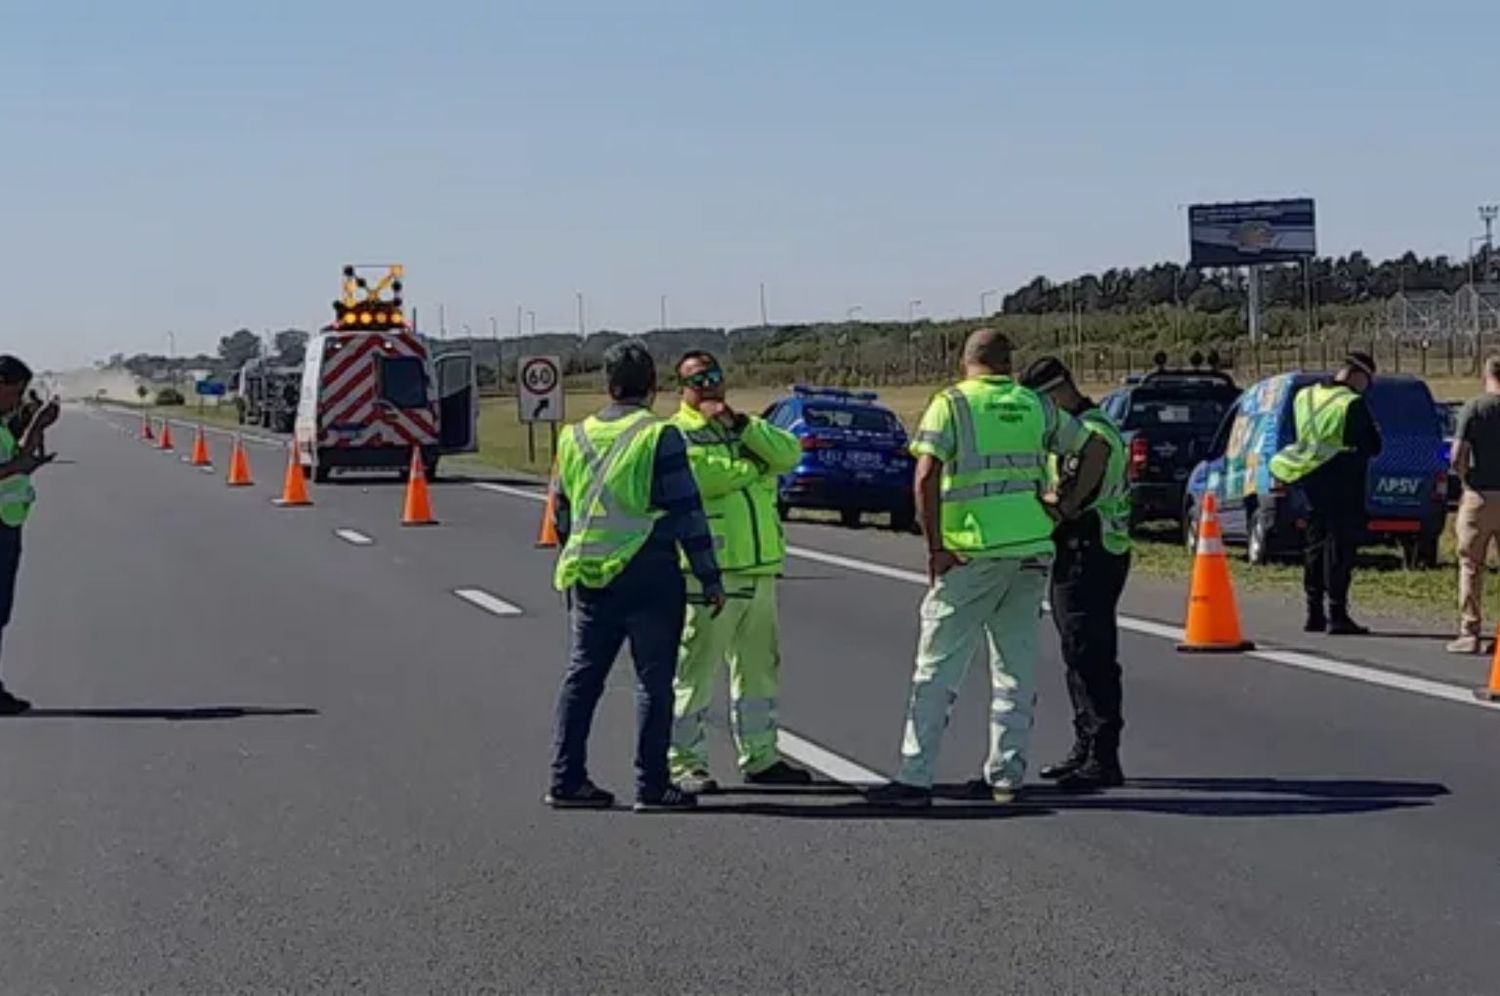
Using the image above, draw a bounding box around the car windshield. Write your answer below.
[802,405,901,433]
[1124,395,1230,428]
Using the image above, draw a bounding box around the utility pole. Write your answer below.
[1481,205,1499,282]
[759,282,768,327]
[660,294,667,332]
[490,315,501,391]
[528,310,537,335]
[515,304,523,338]
[908,299,922,323]
[439,304,447,340]
[576,292,585,338]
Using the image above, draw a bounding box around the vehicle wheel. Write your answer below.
[840,508,861,529]
[1246,505,1271,566]
[1401,531,1440,570]
[1182,497,1199,553]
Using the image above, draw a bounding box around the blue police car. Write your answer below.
[761,386,917,531]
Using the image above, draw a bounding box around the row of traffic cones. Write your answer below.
[137,414,436,525]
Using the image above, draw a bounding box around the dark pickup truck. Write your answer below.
[1099,368,1242,529]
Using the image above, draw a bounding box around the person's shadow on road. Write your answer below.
[687,776,1448,821]
[8,705,319,721]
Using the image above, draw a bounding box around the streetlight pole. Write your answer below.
[979,289,997,318]
[846,306,862,322]
[528,310,537,335]
[759,282,768,327]
[490,315,501,392]
[660,294,668,332]
[166,332,177,388]
[576,292,585,338]
[908,298,922,323]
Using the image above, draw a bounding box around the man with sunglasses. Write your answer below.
[669,350,812,792]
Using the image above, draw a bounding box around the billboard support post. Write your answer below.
[1247,265,1262,344]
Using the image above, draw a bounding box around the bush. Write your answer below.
[156,387,186,406]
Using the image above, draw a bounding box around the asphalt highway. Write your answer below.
[1,409,1496,994]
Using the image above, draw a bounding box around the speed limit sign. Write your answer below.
[517,355,564,423]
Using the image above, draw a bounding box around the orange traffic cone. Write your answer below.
[536,473,560,549]
[226,435,254,487]
[188,425,211,468]
[400,447,436,526]
[272,442,313,507]
[1475,624,1500,701]
[157,421,174,451]
[1177,493,1255,653]
[140,414,154,441]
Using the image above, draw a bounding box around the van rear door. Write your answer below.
[1363,380,1443,522]
[435,352,478,454]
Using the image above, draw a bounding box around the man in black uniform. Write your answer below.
[1022,357,1131,790]
[1275,352,1383,635]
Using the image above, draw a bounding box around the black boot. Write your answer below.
[0,684,31,716]
[1327,608,1370,636]
[1039,741,1090,781]
[1056,754,1125,791]
[1304,603,1328,633]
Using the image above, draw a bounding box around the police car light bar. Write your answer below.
[791,385,879,402]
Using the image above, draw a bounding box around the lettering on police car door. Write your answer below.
[1374,476,1422,496]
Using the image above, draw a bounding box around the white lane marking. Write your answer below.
[335,529,374,546]
[453,587,523,617]
[779,730,886,786]
[785,545,926,586]
[470,480,1499,713]
[474,482,544,501]
[1252,649,1500,712]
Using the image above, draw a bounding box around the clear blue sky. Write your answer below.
[4,0,1499,368]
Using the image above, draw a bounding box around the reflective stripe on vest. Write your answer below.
[553,411,664,589]
[938,381,1055,558]
[0,425,33,528]
[1269,383,1356,484]
[1079,408,1132,556]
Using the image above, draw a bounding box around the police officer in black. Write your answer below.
[1022,357,1131,790]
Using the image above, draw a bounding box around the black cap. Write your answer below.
[1344,351,1376,377]
[1021,355,1072,393]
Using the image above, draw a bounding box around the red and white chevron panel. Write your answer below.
[317,332,438,449]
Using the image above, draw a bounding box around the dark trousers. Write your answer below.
[0,527,21,684]
[1302,504,1357,614]
[551,558,686,800]
[1048,533,1130,760]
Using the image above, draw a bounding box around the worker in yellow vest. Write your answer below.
[1022,356,1132,791]
[867,329,1108,808]
[1269,352,1382,635]
[546,341,725,813]
[668,351,810,793]
[0,356,59,714]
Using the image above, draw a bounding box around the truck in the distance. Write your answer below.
[233,357,301,433]
[294,264,477,482]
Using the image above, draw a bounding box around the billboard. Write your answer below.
[1188,198,1316,267]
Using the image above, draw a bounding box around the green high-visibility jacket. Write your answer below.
[0,424,34,528]
[672,403,800,575]
[552,409,668,591]
[1269,383,1357,484]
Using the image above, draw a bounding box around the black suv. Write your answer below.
[1098,359,1241,529]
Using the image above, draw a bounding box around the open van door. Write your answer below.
[436,351,478,454]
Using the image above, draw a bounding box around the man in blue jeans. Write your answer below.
[546,341,725,812]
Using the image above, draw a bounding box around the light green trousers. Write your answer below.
[670,574,783,778]
[896,556,1050,789]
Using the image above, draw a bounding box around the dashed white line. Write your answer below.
[453,587,523,617]
[335,529,374,546]
[472,479,1500,715]
[778,730,885,786]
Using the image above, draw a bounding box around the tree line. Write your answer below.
[1001,249,1496,316]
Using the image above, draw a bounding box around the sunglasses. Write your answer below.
[682,367,724,389]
